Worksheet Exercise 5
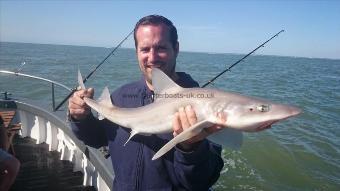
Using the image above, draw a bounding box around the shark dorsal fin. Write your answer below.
[98,86,112,106]
[97,87,113,120]
[152,68,183,100]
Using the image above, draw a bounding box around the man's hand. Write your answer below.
[68,88,94,120]
[172,105,226,151]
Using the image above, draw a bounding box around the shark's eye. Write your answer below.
[257,104,270,112]
[249,108,254,111]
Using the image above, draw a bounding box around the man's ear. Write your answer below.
[175,41,179,57]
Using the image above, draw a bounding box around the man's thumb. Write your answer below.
[87,88,94,98]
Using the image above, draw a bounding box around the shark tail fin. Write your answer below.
[77,69,86,90]
[124,130,139,146]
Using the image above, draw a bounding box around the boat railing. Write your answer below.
[0,70,114,191]
[0,70,72,111]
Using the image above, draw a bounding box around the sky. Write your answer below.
[1,0,339,59]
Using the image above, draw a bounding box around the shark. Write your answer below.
[80,68,301,160]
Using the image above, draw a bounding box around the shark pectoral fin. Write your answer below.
[152,120,214,160]
[124,130,139,146]
[207,128,243,149]
[98,115,105,120]
[77,69,86,90]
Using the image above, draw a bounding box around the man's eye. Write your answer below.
[157,47,167,51]
[140,48,149,52]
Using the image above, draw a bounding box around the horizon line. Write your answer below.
[1,41,339,61]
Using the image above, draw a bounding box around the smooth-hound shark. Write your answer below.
[80,68,301,160]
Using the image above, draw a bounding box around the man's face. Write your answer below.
[135,24,179,87]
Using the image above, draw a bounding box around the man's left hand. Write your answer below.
[172,105,226,151]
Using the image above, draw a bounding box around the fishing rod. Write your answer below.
[201,29,285,88]
[54,30,134,111]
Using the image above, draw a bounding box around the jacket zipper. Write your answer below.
[135,142,144,190]
[135,89,148,190]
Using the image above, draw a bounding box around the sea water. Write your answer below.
[1,42,339,190]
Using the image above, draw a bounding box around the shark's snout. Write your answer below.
[271,103,301,118]
[280,105,302,119]
[290,106,302,117]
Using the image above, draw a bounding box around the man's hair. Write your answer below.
[134,15,178,49]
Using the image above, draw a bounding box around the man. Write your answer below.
[0,116,20,191]
[68,15,224,190]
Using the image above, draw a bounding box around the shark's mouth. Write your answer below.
[256,120,278,131]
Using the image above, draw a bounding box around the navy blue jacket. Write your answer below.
[71,72,224,191]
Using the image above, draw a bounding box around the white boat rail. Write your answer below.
[0,99,114,191]
[0,70,115,190]
[0,70,72,111]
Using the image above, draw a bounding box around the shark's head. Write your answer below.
[220,96,301,132]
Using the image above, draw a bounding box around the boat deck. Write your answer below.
[11,135,96,191]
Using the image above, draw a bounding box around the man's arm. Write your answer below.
[68,88,108,148]
[68,88,94,121]
[172,105,225,190]
[0,117,9,150]
[174,140,223,190]
[69,114,108,148]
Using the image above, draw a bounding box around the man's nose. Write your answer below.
[149,49,159,63]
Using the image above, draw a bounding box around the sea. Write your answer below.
[1,42,339,191]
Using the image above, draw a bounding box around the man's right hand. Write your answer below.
[68,88,94,120]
